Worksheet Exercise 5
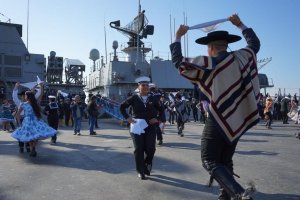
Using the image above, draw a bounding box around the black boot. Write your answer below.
[19,147,24,153]
[211,166,251,200]
[218,187,231,200]
[26,143,31,152]
[29,147,37,157]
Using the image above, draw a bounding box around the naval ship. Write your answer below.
[84,6,194,102]
[84,4,274,102]
[0,21,86,102]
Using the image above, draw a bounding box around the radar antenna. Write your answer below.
[110,9,154,48]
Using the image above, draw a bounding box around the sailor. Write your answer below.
[149,83,165,145]
[44,95,59,144]
[170,14,260,200]
[174,93,189,137]
[120,76,163,180]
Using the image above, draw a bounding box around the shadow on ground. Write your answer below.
[0,140,194,175]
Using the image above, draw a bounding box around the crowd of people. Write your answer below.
[257,93,300,129]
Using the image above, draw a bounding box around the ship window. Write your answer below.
[5,67,22,77]
[4,55,22,65]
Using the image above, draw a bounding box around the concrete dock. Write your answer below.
[0,119,299,200]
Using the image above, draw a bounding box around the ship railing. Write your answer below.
[98,97,126,121]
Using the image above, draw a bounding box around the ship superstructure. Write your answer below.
[85,6,193,102]
[0,22,45,99]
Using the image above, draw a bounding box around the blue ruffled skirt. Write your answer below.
[11,115,57,142]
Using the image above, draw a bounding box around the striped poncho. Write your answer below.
[179,48,260,143]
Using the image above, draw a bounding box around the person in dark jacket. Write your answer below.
[44,96,59,144]
[174,93,189,137]
[120,76,163,180]
[191,98,199,122]
[70,95,85,136]
[149,83,164,145]
[280,97,290,124]
[87,96,99,135]
[63,98,72,127]
[170,14,260,200]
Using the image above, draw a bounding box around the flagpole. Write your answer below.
[185,14,188,58]
[169,14,172,44]
[183,12,186,57]
[26,0,30,51]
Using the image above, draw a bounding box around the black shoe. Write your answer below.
[144,164,152,176]
[138,173,146,180]
[29,150,37,157]
[157,140,163,145]
[73,132,77,135]
[19,147,24,153]
[90,132,96,135]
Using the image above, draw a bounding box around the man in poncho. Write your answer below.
[170,14,260,200]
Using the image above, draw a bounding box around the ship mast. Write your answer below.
[136,0,141,64]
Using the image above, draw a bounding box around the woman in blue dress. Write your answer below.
[11,91,57,157]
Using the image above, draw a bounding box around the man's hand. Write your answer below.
[127,117,136,124]
[15,82,20,88]
[228,14,242,26]
[176,25,189,39]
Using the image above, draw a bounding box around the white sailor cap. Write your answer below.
[48,95,56,99]
[135,76,150,84]
[149,83,156,88]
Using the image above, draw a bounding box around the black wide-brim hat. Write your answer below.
[195,30,241,45]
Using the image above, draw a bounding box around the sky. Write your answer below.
[1,0,300,96]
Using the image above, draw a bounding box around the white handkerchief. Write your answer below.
[58,90,69,97]
[189,18,228,32]
[130,119,148,135]
[20,76,44,89]
[37,75,44,84]
[20,81,37,89]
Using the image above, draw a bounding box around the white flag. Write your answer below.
[37,75,44,84]
[20,81,37,90]
[20,76,44,89]
[189,18,228,32]
[58,90,69,98]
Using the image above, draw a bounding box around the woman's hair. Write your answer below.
[25,91,42,118]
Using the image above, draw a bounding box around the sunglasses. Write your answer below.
[140,84,149,87]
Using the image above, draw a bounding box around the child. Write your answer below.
[11,91,57,157]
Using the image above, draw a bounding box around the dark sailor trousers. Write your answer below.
[130,125,156,174]
[48,117,59,141]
